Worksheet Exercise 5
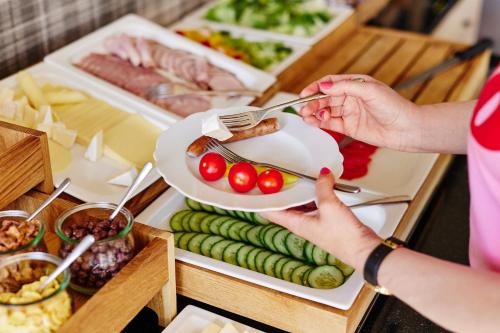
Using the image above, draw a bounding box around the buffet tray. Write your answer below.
[44,14,276,119]
[5,191,176,332]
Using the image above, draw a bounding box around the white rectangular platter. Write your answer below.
[169,21,311,76]
[263,92,440,199]
[45,14,276,122]
[162,305,264,333]
[182,1,354,45]
[0,63,173,204]
[137,188,407,310]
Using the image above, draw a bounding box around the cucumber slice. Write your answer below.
[200,202,215,213]
[226,209,238,218]
[274,257,290,279]
[220,219,238,238]
[210,239,234,261]
[228,221,249,241]
[170,211,190,231]
[188,212,209,233]
[200,215,218,234]
[243,211,254,222]
[281,261,304,282]
[173,232,184,247]
[291,265,313,286]
[302,268,312,287]
[255,250,273,273]
[209,216,232,235]
[187,234,210,254]
[263,253,285,277]
[213,206,228,216]
[239,224,253,243]
[253,213,270,225]
[264,226,283,252]
[308,266,345,289]
[259,225,274,247]
[178,232,197,250]
[327,253,337,266]
[285,233,307,261]
[236,245,254,269]
[181,212,195,231]
[272,229,291,256]
[200,235,225,257]
[304,241,315,264]
[234,210,247,221]
[247,226,265,247]
[312,246,328,266]
[335,259,355,277]
[185,197,202,211]
[223,242,246,265]
[247,248,263,271]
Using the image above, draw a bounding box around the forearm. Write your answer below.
[376,248,500,333]
[404,101,475,154]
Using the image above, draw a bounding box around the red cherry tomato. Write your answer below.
[199,152,226,181]
[228,162,258,193]
[257,169,284,194]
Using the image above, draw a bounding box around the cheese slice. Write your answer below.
[36,123,53,138]
[16,70,48,109]
[104,114,161,169]
[0,87,15,105]
[107,167,137,187]
[201,322,222,333]
[202,114,233,141]
[52,125,77,149]
[219,323,240,333]
[13,96,28,120]
[84,130,104,162]
[48,139,72,173]
[0,100,16,119]
[23,105,39,128]
[39,105,53,125]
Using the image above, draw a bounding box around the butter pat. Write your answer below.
[84,130,103,162]
[107,167,137,187]
[202,114,233,141]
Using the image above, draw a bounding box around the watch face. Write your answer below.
[373,285,391,296]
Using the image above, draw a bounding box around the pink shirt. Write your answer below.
[468,66,500,272]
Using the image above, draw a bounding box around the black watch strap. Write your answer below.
[363,237,405,289]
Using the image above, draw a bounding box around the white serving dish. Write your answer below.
[0,63,173,204]
[136,188,407,310]
[263,92,440,199]
[169,21,311,76]
[162,305,263,333]
[182,1,354,45]
[44,14,276,121]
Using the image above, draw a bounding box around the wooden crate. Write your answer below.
[173,26,491,333]
[0,122,53,209]
[5,191,177,332]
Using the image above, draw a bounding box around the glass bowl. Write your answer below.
[0,210,47,259]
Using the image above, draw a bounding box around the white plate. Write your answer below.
[182,1,354,45]
[136,189,408,310]
[154,106,343,212]
[264,92,440,199]
[44,14,276,121]
[162,305,263,333]
[0,63,173,204]
[169,21,311,76]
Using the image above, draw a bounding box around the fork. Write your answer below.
[146,83,262,100]
[206,139,361,194]
[219,93,329,131]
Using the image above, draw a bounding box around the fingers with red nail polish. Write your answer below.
[320,167,331,175]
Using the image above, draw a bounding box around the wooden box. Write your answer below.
[0,121,53,209]
[5,191,177,332]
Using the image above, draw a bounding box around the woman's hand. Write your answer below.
[300,74,421,151]
[261,167,381,270]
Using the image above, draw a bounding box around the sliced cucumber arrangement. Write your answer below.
[170,198,355,289]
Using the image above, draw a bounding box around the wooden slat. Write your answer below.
[395,43,452,100]
[448,51,491,102]
[372,39,427,86]
[344,34,401,74]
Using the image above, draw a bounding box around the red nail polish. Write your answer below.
[320,167,331,175]
[319,81,333,90]
[318,110,325,119]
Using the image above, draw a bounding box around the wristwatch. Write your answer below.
[363,237,405,295]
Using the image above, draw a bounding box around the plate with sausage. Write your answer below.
[154,106,343,212]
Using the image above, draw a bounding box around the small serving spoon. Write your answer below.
[39,163,154,290]
[26,178,71,223]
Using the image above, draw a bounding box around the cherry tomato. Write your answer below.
[257,169,284,194]
[199,152,226,181]
[228,162,258,193]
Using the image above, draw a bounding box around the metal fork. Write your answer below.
[146,83,262,100]
[206,139,361,194]
[219,93,329,131]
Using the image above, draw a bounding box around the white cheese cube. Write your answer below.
[84,130,104,162]
[107,167,138,187]
[52,126,77,149]
[202,114,233,141]
[38,105,53,125]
